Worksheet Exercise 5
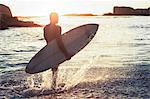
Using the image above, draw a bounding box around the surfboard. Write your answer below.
[25,24,99,74]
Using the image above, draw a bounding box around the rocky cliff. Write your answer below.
[0,4,41,30]
[104,6,150,16]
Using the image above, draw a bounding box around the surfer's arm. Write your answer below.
[56,26,71,59]
[43,25,49,44]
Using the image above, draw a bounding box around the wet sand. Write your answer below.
[0,66,150,99]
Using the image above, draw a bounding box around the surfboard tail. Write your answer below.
[25,66,34,74]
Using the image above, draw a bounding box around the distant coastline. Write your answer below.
[63,13,98,16]
[104,6,150,16]
[63,6,150,16]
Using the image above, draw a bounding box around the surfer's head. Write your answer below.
[50,12,58,24]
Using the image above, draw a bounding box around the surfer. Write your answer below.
[44,12,71,90]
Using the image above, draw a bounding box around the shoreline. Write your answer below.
[0,66,150,98]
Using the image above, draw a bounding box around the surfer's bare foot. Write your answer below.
[40,88,56,95]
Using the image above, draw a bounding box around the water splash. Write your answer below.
[64,56,99,88]
[26,70,51,89]
[26,56,99,90]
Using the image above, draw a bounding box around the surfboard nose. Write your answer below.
[93,24,99,31]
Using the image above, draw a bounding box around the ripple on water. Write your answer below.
[13,50,36,52]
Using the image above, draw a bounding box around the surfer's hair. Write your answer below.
[50,12,58,24]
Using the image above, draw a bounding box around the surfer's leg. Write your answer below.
[51,66,58,90]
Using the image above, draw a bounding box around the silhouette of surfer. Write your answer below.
[44,12,71,90]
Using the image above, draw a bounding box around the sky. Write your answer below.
[0,0,150,16]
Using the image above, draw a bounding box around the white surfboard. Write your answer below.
[25,24,99,74]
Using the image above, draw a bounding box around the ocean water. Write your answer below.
[0,16,150,72]
[0,16,150,98]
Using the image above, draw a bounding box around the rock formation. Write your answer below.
[0,4,41,30]
[104,6,150,16]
